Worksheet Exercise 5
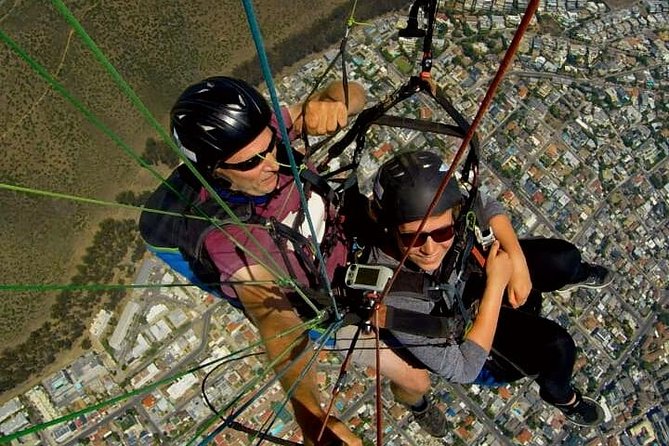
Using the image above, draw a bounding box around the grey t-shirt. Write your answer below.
[367,192,504,383]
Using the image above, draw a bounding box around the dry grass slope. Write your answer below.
[1,0,345,345]
[0,0,408,395]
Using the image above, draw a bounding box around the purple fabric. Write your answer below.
[202,108,347,300]
[205,173,347,298]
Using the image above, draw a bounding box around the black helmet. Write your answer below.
[373,150,462,224]
[170,76,271,174]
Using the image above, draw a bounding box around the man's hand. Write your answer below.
[303,100,348,135]
[289,81,365,136]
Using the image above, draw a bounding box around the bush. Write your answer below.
[142,137,180,168]
[0,218,138,392]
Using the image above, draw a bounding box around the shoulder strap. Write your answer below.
[139,165,255,287]
[384,306,464,339]
[363,265,469,339]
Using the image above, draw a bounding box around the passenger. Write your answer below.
[366,149,609,427]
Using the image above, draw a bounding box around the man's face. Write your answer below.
[213,127,280,196]
[395,209,455,273]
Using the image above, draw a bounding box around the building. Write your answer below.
[109,301,141,350]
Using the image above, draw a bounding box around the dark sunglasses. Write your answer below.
[216,130,277,172]
[398,225,455,247]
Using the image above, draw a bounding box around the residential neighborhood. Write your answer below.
[1,1,667,445]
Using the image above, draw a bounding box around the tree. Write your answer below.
[659,311,669,326]
[115,190,152,206]
[142,137,180,168]
[462,42,476,58]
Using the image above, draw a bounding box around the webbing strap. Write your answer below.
[300,169,335,203]
[373,115,464,137]
[398,0,428,38]
[319,76,480,181]
[384,306,462,339]
[267,217,324,296]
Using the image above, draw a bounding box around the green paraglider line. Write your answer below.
[0,317,322,444]
[0,23,293,291]
[240,0,340,320]
[5,1,364,445]
[0,15,338,444]
[0,26,306,307]
[0,0,547,444]
[246,319,344,446]
[0,182,208,220]
[0,25,313,310]
[47,0,299,286]
[0,181,298,295]
[0,280,277,293]
[191,318,341,446]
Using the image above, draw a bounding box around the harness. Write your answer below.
[313,73,496,337]
[140,0,493,334]
[384,269,470,342]
[138,163,342,306]
[139,165,253,304]
[346,212,490,343]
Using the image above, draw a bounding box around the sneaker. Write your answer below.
[555,391,605,427]
[559,264,613,292]
[411,397,448,438]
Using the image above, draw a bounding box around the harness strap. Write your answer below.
[398,0,428,38]
[433,204,481,334]
[369,268,469,339]
[267,217,320,290]
[384,306,462,338]
[455,229,477,329]
[373,115,464,137]
[318,76,480,188]
[319,77,422,170]
[300,169,335,203]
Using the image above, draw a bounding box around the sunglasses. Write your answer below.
[398,225,455,247]
[216,130,277,172]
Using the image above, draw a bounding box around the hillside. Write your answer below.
[0,0,407,393]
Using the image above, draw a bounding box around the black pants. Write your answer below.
[464,238,591,405]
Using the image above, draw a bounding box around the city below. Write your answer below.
[1,1,667,445]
